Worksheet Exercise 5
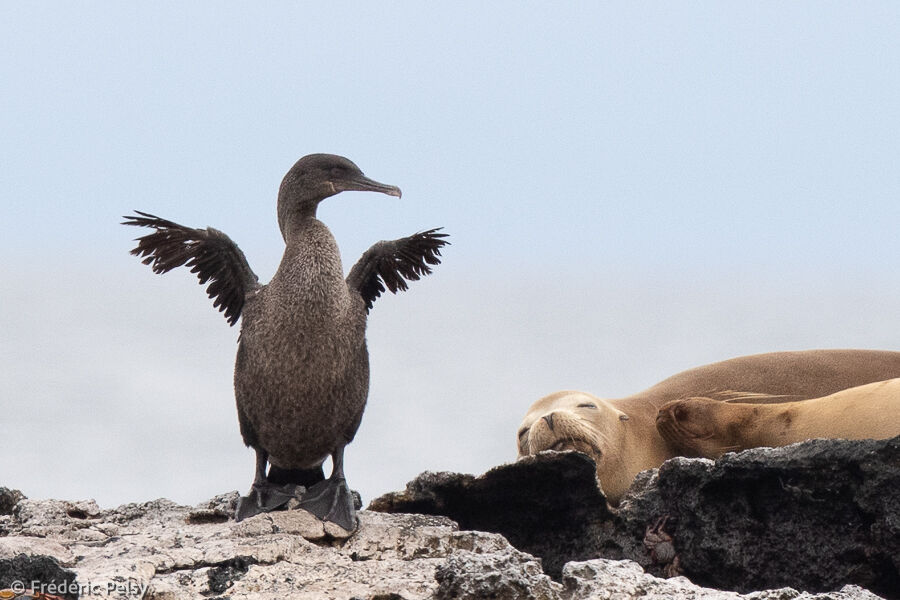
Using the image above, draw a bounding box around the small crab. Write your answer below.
[643,515,682,577]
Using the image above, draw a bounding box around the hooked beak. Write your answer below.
[334,174,402,199]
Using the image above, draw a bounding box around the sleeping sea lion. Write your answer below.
[518,390,651,506]
[656,377,900,459]
[517,349,900,505]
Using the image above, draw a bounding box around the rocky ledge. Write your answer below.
[0,436,896,599]
[371,436,899,600]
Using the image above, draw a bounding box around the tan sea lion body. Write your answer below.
[656,377,900,459]
[518,390,667,505]
[517,349,900,505]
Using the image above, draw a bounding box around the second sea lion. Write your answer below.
[656,377,900,459]
[517,349,900,505]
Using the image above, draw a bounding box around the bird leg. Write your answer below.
[297,445,358,532]
[234,448,299,522]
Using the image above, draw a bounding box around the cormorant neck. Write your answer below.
[277,195,322,243]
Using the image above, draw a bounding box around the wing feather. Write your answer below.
[346,228,449,312]
[122,210,259,326]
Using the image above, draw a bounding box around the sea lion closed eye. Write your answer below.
[656,378,900,459]
[517,349,900,506]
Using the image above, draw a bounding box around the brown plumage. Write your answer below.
[124,154,448,528]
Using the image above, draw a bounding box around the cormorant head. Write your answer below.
[277,154,402,236]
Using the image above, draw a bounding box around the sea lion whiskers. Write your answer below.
[522,351,900,506]
[526,408,603,457]
[660,397,716,437]
[670,390,794,404]
[558,429,605,458]
[713,442,742,453]
[656,397,726,457]
[714,390,799,404]
[659,379,900,459]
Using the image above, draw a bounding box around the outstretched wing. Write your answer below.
[347,228,449,312]
[123,210,260,326]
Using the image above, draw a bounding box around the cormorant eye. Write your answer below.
[330,167,346,176]
[578,403,597,409]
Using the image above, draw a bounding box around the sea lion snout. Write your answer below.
[657,397,718,442]
[656,400,683,427]
[517,391,643,506]
[659,397,713,422]
[523,408,601,456]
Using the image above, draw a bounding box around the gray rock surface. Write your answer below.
[371,437,900,599]
[0,487,25,517]
[559,560,884,600]
[0,483,883,599]
[369,452,617,578]
[2,436,896,599]
[646,437,900,597]
[0,491,537,599]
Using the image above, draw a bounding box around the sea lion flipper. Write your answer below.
[123,211,260,326]
[346,229,450,312]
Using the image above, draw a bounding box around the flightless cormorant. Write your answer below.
[124,154,448,530]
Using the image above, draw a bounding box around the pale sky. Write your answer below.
[2,3,900,508]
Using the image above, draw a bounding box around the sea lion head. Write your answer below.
[517,390,633,504]
[656,396,738,457]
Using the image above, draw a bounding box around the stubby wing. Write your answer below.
[123,210,260,326]
[347,228,449,312]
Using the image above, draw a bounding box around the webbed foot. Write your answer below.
[296,477,357,532]
[235,481,299,522]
